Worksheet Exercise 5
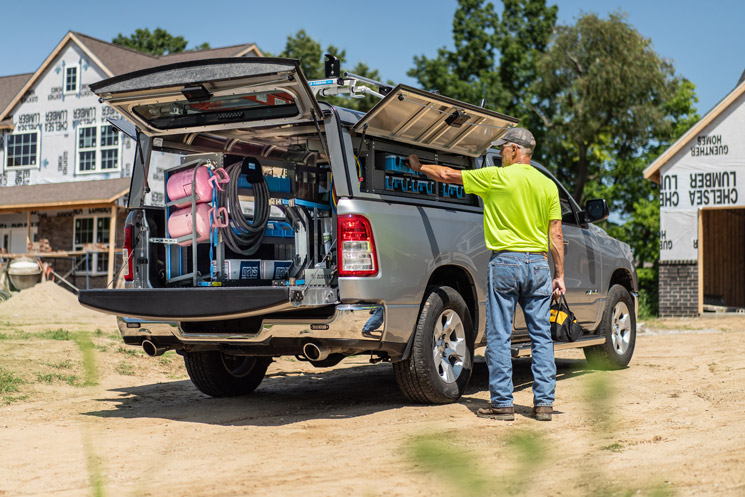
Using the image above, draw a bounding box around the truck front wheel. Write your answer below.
[393,286,474,404]
[584,284,636,369]
[183,351,271,397]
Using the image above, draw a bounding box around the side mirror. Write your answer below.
[583,199,609,223]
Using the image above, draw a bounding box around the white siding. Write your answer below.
[658,91,745,261]
[0,42,134,187]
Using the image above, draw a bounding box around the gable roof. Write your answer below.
[0,73,33,123]
[0,177,130,214]
[0,31,262,122]
[644,78,745,183]
[71,32,160,75]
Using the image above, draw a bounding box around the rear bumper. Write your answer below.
[116,303,386,345]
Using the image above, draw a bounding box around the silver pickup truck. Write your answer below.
[78,58,637,404]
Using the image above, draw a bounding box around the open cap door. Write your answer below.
[106,117,137,140]
[354,85,519,157]
[89,58,322,136]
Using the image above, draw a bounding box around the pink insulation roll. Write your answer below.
[166,166,229,208]
[168,203,213,246]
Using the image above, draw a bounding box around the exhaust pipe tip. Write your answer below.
[142,339,167,357]
[302,342,330,362]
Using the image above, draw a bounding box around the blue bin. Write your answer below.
[385,154,420,175]
[265,176,291,193]
[265,221,295,238]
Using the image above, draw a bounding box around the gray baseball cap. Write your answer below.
[493,127,536,149]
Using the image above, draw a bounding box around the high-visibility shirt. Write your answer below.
[462,163,561,252]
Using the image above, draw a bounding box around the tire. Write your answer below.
[183,351,271,397]
[393,286,474,404]
[0,290,10,303]
[584,284,636,369]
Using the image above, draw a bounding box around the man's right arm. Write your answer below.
[407,154,463,185]
[549,219,566,295]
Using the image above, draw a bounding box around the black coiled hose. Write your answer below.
[218,158,270,256]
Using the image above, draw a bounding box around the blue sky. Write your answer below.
[0,0,742,116]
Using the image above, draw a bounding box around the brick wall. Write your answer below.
[38,214,74,275]
[659,261,698,317]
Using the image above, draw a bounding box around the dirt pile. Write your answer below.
[0,281,114,327]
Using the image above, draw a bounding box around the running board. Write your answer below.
[511,336,606,358]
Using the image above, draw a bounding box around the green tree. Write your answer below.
[611,78,698,317]
[272,29,345,80]
[533,12,699,316]
[407,0,558,151]
[532,12,696,205]
[270,29,386,112]
[112,28,210,55]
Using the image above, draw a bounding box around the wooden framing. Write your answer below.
[107,206,118,284]
[698,209,704,315]
[25,211,31,250]
[698,205,745,313]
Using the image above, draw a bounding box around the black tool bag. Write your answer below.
[549,294,584,342]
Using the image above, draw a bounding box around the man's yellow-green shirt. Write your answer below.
[461,163,561,252]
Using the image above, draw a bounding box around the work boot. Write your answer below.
[532,405,553,421]
[476,406,515,421]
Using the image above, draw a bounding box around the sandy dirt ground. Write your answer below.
[2,282,745,497]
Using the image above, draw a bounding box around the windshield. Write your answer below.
[133,91,299,130]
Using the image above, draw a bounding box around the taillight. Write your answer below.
[337,214,378,277]
[123,224,134,282]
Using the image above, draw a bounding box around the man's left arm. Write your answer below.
[549,219,566,295]
[407,154,463,185]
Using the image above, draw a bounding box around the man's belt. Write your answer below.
[492,250,548,259]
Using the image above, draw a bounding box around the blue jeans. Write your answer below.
[485,252,555,408]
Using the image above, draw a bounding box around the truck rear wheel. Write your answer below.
[393,286,474,404]
[183,351,271,397]
[584,284,636,369]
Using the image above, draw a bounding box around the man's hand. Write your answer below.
[406,154,422,172]
[404,154,463,184]
[552,276,566,297]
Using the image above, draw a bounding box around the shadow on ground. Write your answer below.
[84,356,597,426]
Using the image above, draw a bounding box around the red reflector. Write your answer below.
[123,225,134,282]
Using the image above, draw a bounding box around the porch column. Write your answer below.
[26,211,31,252]
[697,209,703,315]
[107,205,118,285]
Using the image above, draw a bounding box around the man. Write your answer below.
[407,127,565,421]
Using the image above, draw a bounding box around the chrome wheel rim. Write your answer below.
[611,302,632,355]
[432,310,467,383]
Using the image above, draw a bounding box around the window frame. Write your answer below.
[4,130,41,171]
[75,124,121,175]
[73,215,111,276]
[99,124,120,171]
[64,65,79,94]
